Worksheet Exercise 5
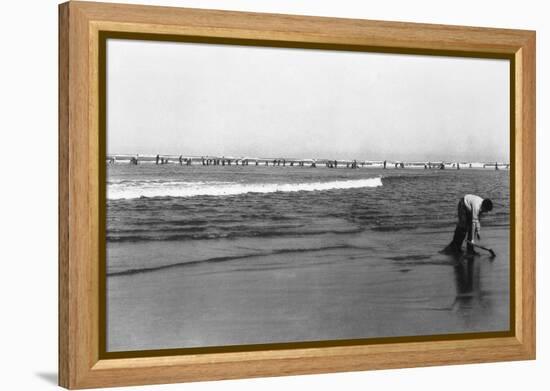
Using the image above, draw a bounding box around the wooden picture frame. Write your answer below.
[59,1,536,389]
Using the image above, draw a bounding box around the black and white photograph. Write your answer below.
[105,38,510,352]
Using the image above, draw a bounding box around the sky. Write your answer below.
[107,39,510,162]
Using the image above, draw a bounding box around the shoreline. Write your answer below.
[106,226,510,352]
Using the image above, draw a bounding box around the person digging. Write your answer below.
[443,194,494,256]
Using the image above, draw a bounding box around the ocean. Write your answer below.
[106,164,510,351]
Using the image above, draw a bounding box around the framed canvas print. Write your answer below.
[58,1,536,389]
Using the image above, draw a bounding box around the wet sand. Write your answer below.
[106,226,509,352]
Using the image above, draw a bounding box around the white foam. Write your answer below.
[107,177,383,200]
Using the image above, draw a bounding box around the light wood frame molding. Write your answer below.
[59,1,536,389]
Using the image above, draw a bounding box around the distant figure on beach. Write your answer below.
[495,162,499,170]
[179,155,183,165]
[442,194,493,255]
[155,154,160,165]
[383,160,387,169]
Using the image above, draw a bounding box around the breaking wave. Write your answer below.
[107,177,383,200]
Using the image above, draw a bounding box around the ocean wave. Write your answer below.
[107,226,364,243]
[107,177,383,200]
[107,244,355,276]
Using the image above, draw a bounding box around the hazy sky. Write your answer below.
[107,39,509,162]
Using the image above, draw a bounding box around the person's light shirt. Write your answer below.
[463,194,484,235]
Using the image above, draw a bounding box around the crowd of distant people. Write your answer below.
[107,155,509,171]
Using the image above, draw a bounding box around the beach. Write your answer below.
[106,165,510,352]
[107,226,509,351]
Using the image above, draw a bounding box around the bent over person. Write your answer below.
[443,194,493,255]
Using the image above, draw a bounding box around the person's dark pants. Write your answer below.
[444,198,474,254]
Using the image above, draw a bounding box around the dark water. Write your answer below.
[107,164,509,275]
